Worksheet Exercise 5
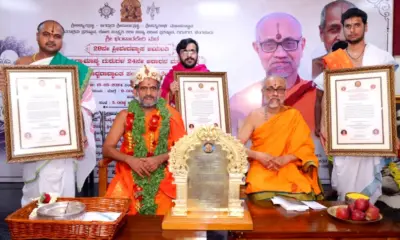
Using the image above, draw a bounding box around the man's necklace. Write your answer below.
[346,44,366,61]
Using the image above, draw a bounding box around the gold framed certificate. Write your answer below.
[2,65,84,163]
[324,65,397,156]
[174,72,231,134]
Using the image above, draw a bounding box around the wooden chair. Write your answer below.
[98,158,113,197]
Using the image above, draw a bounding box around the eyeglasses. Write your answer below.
[263,87,286,94]
[138,86,159,92]
[180,49,197,55]
[259,38,301,53]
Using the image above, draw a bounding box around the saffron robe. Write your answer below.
[105,105,186,215]
[246,107,323,203]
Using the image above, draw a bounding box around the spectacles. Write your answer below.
[180,49,197,55]
[138,86,158,92]
[263,87,286,94]
[259,38,301,53]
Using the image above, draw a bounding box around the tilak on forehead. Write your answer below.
[276,23,282,40]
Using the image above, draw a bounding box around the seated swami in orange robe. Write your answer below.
[238,75,323,204]
[103,65,185,215]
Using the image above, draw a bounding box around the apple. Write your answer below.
[351,209,366,221]
[347,203,355,215]
[336,206,350,220]
[40,193,51,204]
[365,206,380,221]
[354,198,369,212]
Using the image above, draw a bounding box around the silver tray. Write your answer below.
[37,201,86,220]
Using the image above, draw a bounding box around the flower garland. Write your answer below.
[128,98,171,215]
[388,162,400,189]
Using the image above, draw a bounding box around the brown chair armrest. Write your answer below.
[98,158,113,197]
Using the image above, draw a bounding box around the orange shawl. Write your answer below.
[322,48,354,70]
[105,105,186,215]
[246,107,323,201]
[319,49,353,148]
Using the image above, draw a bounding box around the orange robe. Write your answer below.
[246,107,323,202]
[105,105,186,215]
[319,49,353,148]
[229,76,316,136]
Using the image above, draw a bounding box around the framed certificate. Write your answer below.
[2,65,84,163]
[174,72,231,134]
[324,65,397,156]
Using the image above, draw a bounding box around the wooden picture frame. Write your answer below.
[2,65,84,163]
[395,96,400,144]
[324,65,397,156]
[173,72,231,134]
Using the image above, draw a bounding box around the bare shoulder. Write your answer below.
[115,109,128,120]
[15,56,33,65]
[246,107,264,122]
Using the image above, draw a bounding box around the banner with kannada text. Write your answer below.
[0,0,394,184]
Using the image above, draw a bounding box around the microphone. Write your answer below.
[331,41,348,52]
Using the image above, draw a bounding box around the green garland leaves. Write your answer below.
[128,98,171,215]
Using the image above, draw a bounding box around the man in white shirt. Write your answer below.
[0,20,96,206]
[314,8,398,204]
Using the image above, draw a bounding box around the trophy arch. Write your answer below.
[168,126,248,217]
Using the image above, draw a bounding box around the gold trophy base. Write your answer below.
[162,204,253,230]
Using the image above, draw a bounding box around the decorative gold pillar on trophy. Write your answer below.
[162,126,253,230]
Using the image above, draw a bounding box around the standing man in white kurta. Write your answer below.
[0,20,96,206]
[314,8,399,204]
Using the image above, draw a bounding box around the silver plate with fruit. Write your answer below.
[37,201,86,220]
[327,198,383,224]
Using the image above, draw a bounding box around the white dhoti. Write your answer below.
[21,57,96,206]
[331,156,386,204]
[314,43,399,203]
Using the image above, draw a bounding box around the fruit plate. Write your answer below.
[327,205,383,224]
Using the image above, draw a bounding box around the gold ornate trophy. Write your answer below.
[162,126,253,230]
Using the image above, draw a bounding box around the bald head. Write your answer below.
[37,20,65,35]
[253,12,304,88]
[255,12,302,41]
[264,75,287,89]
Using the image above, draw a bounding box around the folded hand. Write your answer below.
[126,157,151,177]
[142,157,162,173]
[256,152,280,171]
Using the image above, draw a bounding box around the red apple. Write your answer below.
[347,203,355,215]
[40,193,51,204]
[365,206,380,221]
[354,198,369,212]
[351,209,366,221]
[336,206,350,220]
